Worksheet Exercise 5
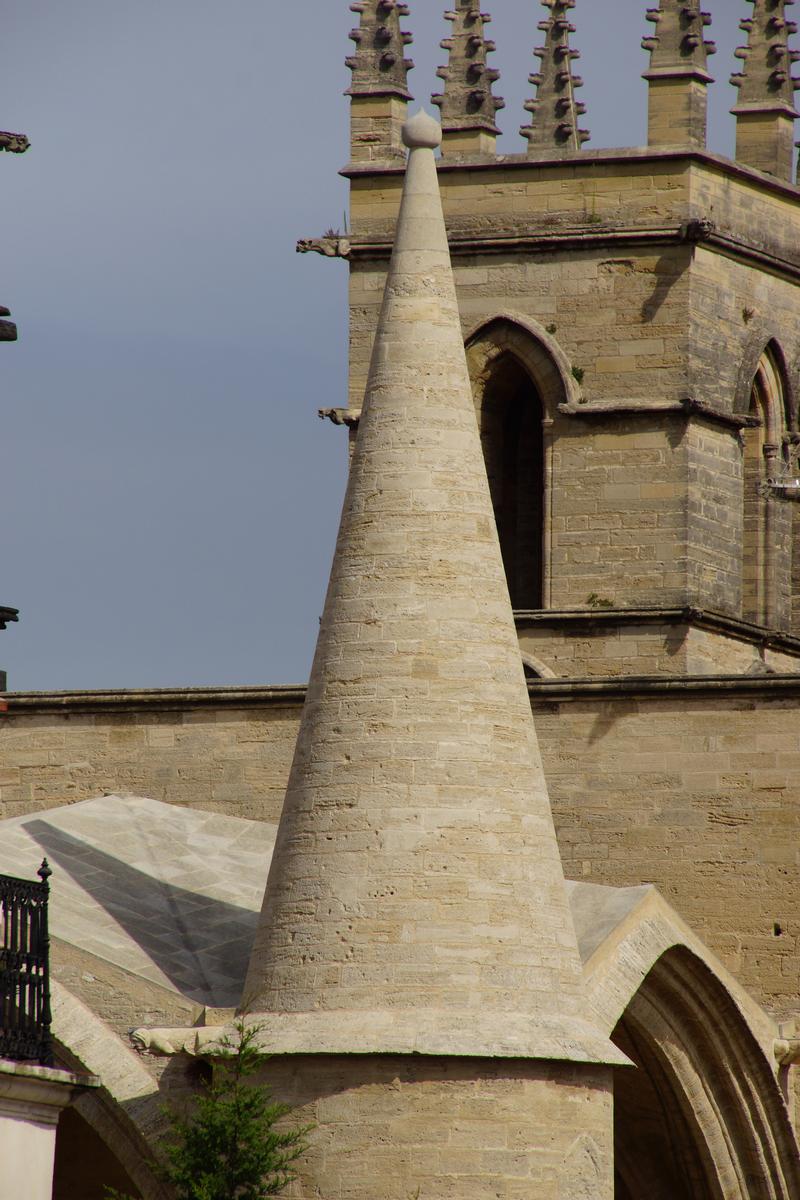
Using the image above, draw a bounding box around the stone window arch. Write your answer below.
[742,343,791,627]
[464,315,577,610]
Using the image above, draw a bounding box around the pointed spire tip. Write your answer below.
[403,108,443,149]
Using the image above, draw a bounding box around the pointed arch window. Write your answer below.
[465,317,576,612]
[742,346,790,627]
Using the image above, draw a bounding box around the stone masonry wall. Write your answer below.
[0,694,300,824]
[685,421,743,614]
[3,684,800,1020]
[347,153,800,632]
[549,415,689,609]
[265,1056,614,1200]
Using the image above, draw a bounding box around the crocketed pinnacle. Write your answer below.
[521,0,589,151]
[431,2,505,135]
[642,0,716,80]
[346,0,414,99]
[243,107,622,1067]
[730,0,800,113]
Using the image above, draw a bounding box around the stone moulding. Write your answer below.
[514,603,800,651]
[1,685,306,714]
[132,1008,629,1065]
[346,221,800,286]
[11,665,800,716]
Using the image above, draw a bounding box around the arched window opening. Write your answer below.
[742,347,790,627]
[610,947,800,1200]
[479,352,545,609]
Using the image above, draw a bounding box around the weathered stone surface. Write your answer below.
[730,0,800,180]
[432,0,504,157]
[245,112,617,1069]
[642,0,716,147]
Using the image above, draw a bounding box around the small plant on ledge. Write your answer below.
[106,1017,308,1200]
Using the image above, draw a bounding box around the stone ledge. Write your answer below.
[1,684,306,714]
[0,1058,98,1120]
[131,1009,630,1068]
[514,605,800,655]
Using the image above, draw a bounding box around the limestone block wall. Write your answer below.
[262,1056,614,1200]
[0,690,301,824]
[691,163,800,278]
[3,681,800,1020]
[549,416,689,609]
[533,684,800,1021]
[518,619,800,678]
[685,421,743,614]
[688,246,800,424]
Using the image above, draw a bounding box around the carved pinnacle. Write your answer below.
[520,0,590,152]
[346,0,414,99]
[431,1,505,135]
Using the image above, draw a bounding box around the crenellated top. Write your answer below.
[346,0,414,99]
[520,0,589,152]
[642,0,716,82]
[730,0,800,113]
[431,2,505,139]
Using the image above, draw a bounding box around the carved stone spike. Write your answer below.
[520,0,590,152]
[346,0,414,99]
[642,0,715,76]
[431,1,504,135]
[730,0,799,109]
[730,0,799,179]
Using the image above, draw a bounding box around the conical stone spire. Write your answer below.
[244,108,619,1067]
[521,0,589,152]
[642,1,716,147]
[730,0,800,179]
[431,2,505,157]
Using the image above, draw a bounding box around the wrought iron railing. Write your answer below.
[0,860,53,1066]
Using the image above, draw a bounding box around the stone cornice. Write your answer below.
[557,397,760,431]
[7,662,800,717]
[1,685,307,714]
[345,219,800,285]
[514,604,800,655]
[528,674,800,701]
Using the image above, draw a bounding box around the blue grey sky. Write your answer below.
[1,2,756,689]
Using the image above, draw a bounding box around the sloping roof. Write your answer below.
[0,795,276,1007]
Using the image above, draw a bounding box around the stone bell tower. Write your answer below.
[312,0,800,681]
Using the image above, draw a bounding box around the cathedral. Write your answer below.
[2,2,800,1198]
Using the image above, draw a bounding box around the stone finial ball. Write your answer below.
[402,109,443,150]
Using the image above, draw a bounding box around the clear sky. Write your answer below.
[0,2,759,690]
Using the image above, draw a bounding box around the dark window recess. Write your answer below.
[480,353,545,608]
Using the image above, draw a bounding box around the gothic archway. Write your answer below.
[571,884,800,1200]
[612,947,799,1200]
[465,315,576,609]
